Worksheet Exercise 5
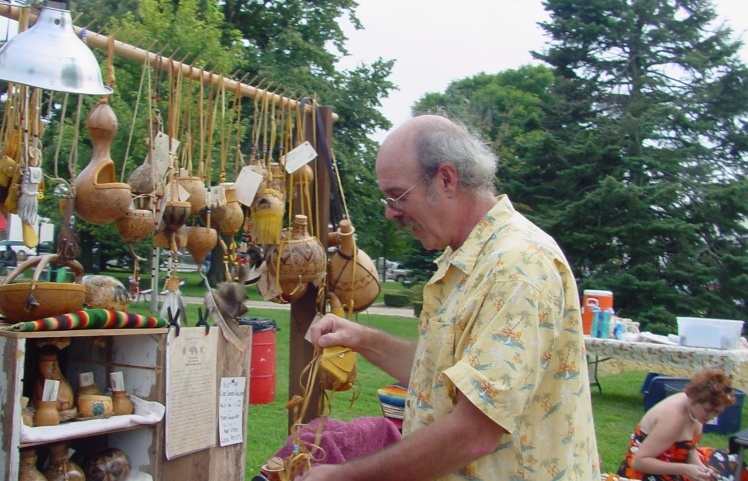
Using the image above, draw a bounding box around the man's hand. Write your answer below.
[307,314,368,351]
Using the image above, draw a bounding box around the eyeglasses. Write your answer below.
[380,183,418,211]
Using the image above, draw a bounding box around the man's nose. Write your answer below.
[383,204,401,221]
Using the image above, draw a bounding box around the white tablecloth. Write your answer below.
[585,336,748,391]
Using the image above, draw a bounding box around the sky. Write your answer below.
[337,0,748,141]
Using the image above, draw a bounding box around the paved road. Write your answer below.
[179,296,416,318]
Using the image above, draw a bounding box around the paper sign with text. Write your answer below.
[218,377,246,447]
[42,379,60,402]
[110,371,125,392]
[79,372,95,387]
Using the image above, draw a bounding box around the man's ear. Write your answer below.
[436,163,459,196]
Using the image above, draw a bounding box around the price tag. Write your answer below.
[283,141,317,174]
[79,372,95,387]
[218,377,246,446]
[42,379,60,402]
[234,166,264,207]
[110,371,125,392]
[151,132,180,181]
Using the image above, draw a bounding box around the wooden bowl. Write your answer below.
[0,255,86,321]
[77,394,113,418]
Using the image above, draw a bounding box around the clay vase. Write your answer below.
[185,226,218,266]
[44,443,85,481]
[264,215,326,302]
[177,175,207,215]
[19,449,46,481]
[73,99,132,224]
[116,208,154,243]
[211,183,244,236]
[328,219,381,312]
[251,187,285,245]
[34,400,59,426]
[32,347,74,412]
[85,448,131,481]
[112,391,134,416]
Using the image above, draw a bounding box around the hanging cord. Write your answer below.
[120,56,149,182]
[218,76,228,183]
[67,95,84,182]
[52,94,69,179]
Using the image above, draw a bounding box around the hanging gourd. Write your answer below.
[184,225,217,266]
[116,208,154,244]
[73,99,132,224]
[262,215,325,303]
[212,182,244,235]
[328,219,380,313]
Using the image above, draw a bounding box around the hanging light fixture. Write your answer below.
[0,1,111,95]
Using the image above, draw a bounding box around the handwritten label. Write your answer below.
[110,371,125,392]
[234,166,264,207]
[42,379,60,402]
[218,377,246,447]
[283,141,317,174]
[79,372,95,387]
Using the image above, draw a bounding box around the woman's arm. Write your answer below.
[632,416,712,481]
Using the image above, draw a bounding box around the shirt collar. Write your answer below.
[429,195,516,283]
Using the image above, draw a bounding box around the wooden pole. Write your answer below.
[0,4,336,118]
[288,105,332,428]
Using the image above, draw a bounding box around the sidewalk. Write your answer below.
[179,296,416,318]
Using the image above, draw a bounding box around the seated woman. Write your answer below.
[618,368,741,481]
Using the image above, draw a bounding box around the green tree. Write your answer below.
[531,0,748,330]
[219,0,395,257]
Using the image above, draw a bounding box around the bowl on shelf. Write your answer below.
[77,394,113,419]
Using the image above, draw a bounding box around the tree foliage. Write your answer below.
[413,0,747,330]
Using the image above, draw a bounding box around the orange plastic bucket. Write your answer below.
[581,290,613,335]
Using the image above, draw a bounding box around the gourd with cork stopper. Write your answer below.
[34,379,60,426]
[111,371,134,415]
[328,219,381,313]
[44,442,85,481]
[19,448,46,481]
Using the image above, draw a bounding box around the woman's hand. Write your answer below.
[682,463,716,481]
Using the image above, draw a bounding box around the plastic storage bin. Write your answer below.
[677,317,744,350]
[642,375,744,434]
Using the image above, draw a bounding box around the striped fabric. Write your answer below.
[9,309,164,331]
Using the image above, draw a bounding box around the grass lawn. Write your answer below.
[128,302,747,477]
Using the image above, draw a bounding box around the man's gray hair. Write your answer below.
[414,120,498,193]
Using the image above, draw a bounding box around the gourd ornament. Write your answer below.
[211,183,244,236]
[263,215,325,303]
[328,219,380,312]
[32,346,74,413]
[19,449,46,481]
[86,448,131,481]
[44,443,85,481]
[116,208,154,244]
[73,99,132,224]
[184,225,218,266]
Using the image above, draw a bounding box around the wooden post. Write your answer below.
[288,106,332,428]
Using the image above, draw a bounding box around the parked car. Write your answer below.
[0,239,35,263]
[380,259,413,283]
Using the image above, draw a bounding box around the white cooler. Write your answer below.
[677,317,744,349]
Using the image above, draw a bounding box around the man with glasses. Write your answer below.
[305,115,598,481]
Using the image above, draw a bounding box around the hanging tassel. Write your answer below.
[159,275,186,325]
[251,187,285,245]
[18,164,42,248]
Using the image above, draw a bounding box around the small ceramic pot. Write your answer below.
[34,400,59,426]
[112,391,134,416]
[77,394,113,418]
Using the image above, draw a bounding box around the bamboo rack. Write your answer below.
[0,2,334,117]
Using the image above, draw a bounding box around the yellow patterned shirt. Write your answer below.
[402,195,599,481]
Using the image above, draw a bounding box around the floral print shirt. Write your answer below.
[402,195,600,481]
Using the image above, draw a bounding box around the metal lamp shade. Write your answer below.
[0,5,111,95]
